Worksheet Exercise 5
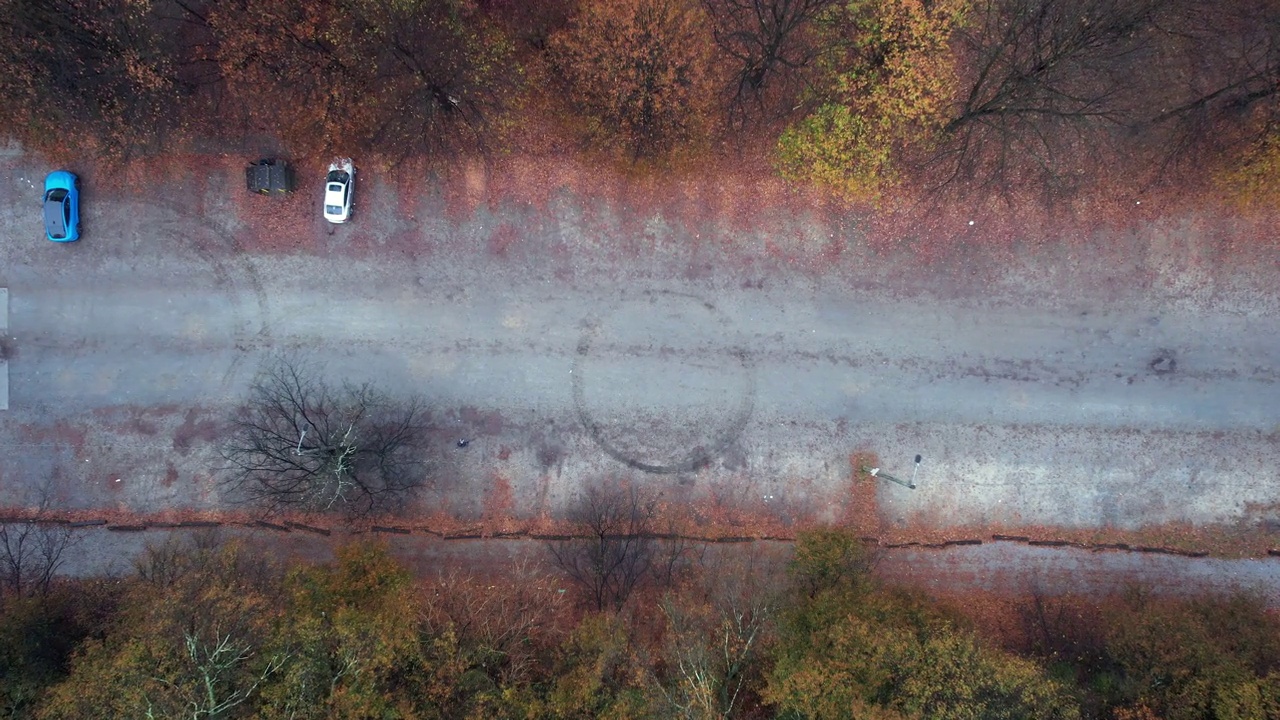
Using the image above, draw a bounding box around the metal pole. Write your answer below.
[862,465,916,490]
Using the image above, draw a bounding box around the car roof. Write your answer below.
[43,194,66,236]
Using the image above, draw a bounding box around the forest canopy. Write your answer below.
[0,0,1274,199]
[2,530,1279,719]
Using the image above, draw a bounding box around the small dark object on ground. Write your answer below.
[1149,350,1177,375]
[457,438,471,448]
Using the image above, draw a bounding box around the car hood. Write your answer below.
[44,170,75,192]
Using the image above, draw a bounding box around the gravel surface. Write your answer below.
[0,153,1277,550]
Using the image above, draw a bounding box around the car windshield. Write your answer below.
[326,170,349,183]
[43,192,67,238]
[325,205,344,216]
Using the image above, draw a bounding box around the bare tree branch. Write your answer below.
[925,0,1167,198]
[548,482,658,612]
[220,354,428,520]
[0,483,79,597]
[702,0,836,127]
[1134,0,1280,178]
[657,545,783,719]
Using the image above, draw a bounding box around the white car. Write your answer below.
[322,159,354,223]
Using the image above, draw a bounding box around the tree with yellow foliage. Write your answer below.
[766,528,1080,720]
[254,541,425,720]
[776,0,967,199]
[1102,588,1280,720]
[37,537,286,720]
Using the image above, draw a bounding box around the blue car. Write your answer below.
[43,170,80,242]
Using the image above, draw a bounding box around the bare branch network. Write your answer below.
[0,522,78,598]
[548,482,705,613]
[0,482,79,598]
[221,355,428,519]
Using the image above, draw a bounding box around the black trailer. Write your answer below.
[246,159,295,195]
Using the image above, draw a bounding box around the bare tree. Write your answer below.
[657,545,782,719]
[929,0,1167,197]
[651,532,706,591]
[548,482,658,612]
[135,530,277,590]
[701,0,835,125]
[221,355,427,520]
[0,521,77,597]
[1016,582,1107,667]
[0,484,79,597]
[1135,0,1280,178]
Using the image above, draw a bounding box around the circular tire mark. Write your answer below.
[144,202,274,393]
[572,291,756,474]
[198,229,273,391]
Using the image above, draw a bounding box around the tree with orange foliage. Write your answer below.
[208,0,371,158]
[419,562,569,715]
[547,612,659,718]
[0,0,196,160]
[254,541,428,719]
[210,0,514,161]
[549,0,722,160]
[656,544,784,719]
